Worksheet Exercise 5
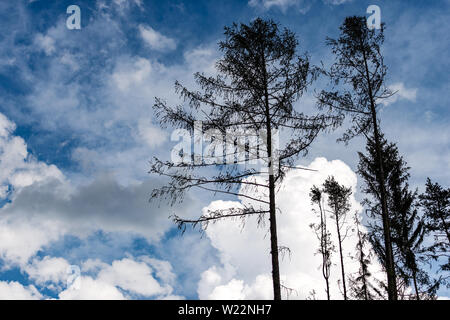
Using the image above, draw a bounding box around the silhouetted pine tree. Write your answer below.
[358,135,439,299]
[348,212,376,300]
[419,179,450,274]
[150,18,340,300]
[389,178,429,299]
[323,176,352,300]
[310,185,334,300]
[317,16,398,299]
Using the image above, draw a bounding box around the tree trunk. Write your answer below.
[268,160,281,300]
[325,277,330,300]
[360,244,369,300]
[320,201,331,300]
[412,269,420,300]
[335,210,347,300]
[263,53,281,300]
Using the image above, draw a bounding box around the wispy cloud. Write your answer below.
[380,82,418,106]
[248,0,352,13]
[139,25,176,52]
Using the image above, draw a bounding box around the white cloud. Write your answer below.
[204,272,273,300]
[183,47,217,75]
[249,0,310,13]
[140,257,177,285]
[0,113,67,265]
[2,255,181,300]
[113,0,143,9]
[112,57,153,91]
[382,119,450,188]
[0,210,67,266]
[5,1,445,300]
[0,281,42,300]
[34,33,55,56]
[57,256,180,300]
[248,0,352,13]
[58,275,126,300]
[23,256,71,289]
[0,113,64,198]
[198,157,385,299]
[137,119,167,148]
[0,115,187,293]
[0,113,199,267]
[323,0,352,4]
[95,258,171,297]
[59,52,80,71]
[139,25,176,52]
[380,82,418,107]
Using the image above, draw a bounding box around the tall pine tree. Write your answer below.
[310,185,334,300]
[419,178,450,273]
[150,18,340,300]
[358,135,439,299]
[317,16,397,299]
[323,176,352,300]
[348,212,377,300]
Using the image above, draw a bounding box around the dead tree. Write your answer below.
[317,16,398,300]
[150,18,340,300]
[323,176,352,300]
[310,185,334,300]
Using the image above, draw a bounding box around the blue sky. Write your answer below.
[0,0,448,299]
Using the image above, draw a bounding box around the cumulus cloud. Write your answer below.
[1,254,181,300]
[0,113,68,265]
[2,174,196,240]
[112,57,154,91]
[57,256,180,300]
[0,173,200,266]
[0,211,66,266]
[0,281,42,300]
[23,256,71,290]
[0,5,217,284]
[380,82,418,107]
[0,113,200,267]
[0,113,64,198]
[198,157,385,299]
[1,0,219,185]
[139,25,176,52]
[1,0,447,299]
[92,258,171,297]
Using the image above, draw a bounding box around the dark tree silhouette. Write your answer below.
[419,178,450,273]
[387,163,429,300]
[391,200,439,300]
[150,18,339,300]
[323,176,352,300]
[348,212,378,300]
[317,16,398,300]
[358,136,440,299]
[310,185,334,300]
